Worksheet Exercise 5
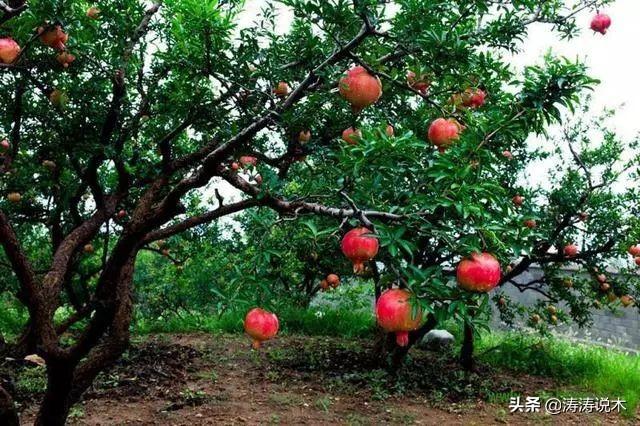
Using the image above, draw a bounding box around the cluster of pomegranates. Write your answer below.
[320,273,340,291]
[628,244,640,267]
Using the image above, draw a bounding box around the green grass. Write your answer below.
[133,306,376,338]
[476,331,640,416]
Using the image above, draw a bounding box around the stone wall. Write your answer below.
[494,266,640,353]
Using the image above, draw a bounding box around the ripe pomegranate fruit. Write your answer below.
[502,150,513,160]
[620,295,634,307]
[1,139,10,150]
[339,66,382,111]
[7,192,21,202]
[600,282,610,292]
[117,210,127,218]
[590,12,611,34]
[244,308,279,349]
[87,6,101,19]
[427,118,461,152]
[298,130,311,144]
[326,273,340,288]
[231,162,240,171]
[375,288,422,347]
[56,52,76,68]
[563,244,578,258]
[512,195,524,207]
[320,279,329,291]
[341,127,361,145]
[385,124,394,137]
[635,257,640,266]
[463,88,486,108]
[406,71,430,93]
[341,227,379,274]
[83,243,94,254]
[596,274,607,283]
[628,245,640,257]
[39,25,69,51]
[523,219,536,229]
[239,155,257,167]
[456,252,501,293]
[273,81,290,97]
[0,37,21,64]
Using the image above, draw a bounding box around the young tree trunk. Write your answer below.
[390,313,438,371]
[460,320,475,372]
[35,361,75,426]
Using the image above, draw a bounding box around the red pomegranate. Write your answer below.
[320,279,329,291]
[427,118,461,152]
[244,308,279,349]
[406,71,430,93]
[628,245,640,257]
[339,66,382,111]
[462,88,486,108]
[326,274,340,288]
[341,227,379,274]
[239,155,257,167]
[590,12,611,34]
[0,139,9,150]
[375,288,422,347]
[39,25,69,51]
[273,81,290,97]
[341,127,361,145]
[563,243,578,257]
[56,52,76,68]
[502,150,513,160]
[512,195,524,207]
[456,252,501,293]
[635,257,640,266]
[0,37,20,64]
[523,219,537,229]
[231,162,240,171]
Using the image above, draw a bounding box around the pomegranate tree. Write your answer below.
[456,252,501,293]
[339,65,382,111]
[341,227,379,273]
[375,288,422,347]
[244,308,279,349]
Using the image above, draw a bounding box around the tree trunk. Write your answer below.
[0,384,18,426]
[390,313,438,371]
[460,320,474,372]
[35,361,75,426]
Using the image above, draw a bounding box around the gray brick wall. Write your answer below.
[494,266,640,352]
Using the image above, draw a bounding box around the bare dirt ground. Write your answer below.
[17,333,639,425]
